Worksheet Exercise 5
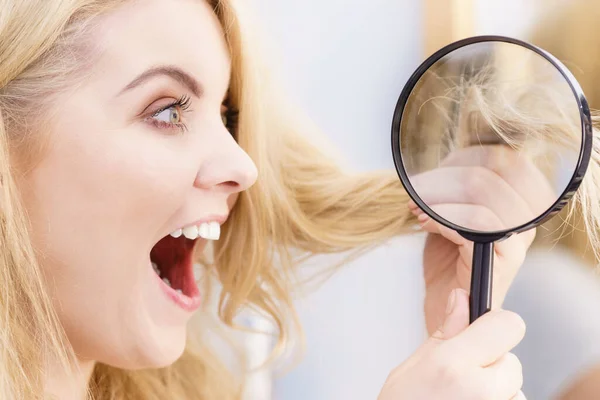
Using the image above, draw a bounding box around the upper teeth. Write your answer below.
[170,222,220,240]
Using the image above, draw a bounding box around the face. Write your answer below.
[17,0,257,368]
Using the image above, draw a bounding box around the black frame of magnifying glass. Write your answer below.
[391,35,593,244]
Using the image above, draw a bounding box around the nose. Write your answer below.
[194,133,258,194]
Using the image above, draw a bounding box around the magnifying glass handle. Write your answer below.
[469,241,494,324]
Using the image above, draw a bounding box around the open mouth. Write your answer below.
[149,221,221,309]
[150,235,198,297]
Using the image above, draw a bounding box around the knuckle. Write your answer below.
[481,385,497,400]
[465,206,498,231]
[428,351,474,394]
[430,351,460,382]
[497,353,524,398]
[504,352,521,367]
[484,145,512,171]
[471,377,496,400]
[488,310,526,331]
[434,362,463,388]
[500,311,527,337]
[504,353,523,378]
[483,146,502,172]
[463,168,488,202]
[479,310,526,343]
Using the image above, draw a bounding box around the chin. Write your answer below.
[139,325,190,369]
[103,326,189,370]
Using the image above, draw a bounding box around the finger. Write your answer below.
[410,166,534,229]
[440,145,557,216]
[417,213,470,246]
[445,310,526,367]
[430,289,470,341]
[492,232,534,290]
[483,352,523,399]
[409,185,535,261]
[419,210,532,311]
[429,203,505,232]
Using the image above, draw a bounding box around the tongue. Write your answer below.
[150,236,195,291]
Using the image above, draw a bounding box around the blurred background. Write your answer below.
[235,1,600,399]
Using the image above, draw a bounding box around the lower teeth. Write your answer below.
[152,262,160,275]
[154,262,185,295]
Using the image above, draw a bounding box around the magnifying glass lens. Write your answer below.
[392,37,592,322]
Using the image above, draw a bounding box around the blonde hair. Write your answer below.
[1,1,600,399]
[401,42,588,234]
[0,0,412,398]
[526,0,600,264]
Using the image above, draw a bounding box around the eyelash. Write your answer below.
[146,94,192,134]
[222,102,240,137]
[145,94,240,137]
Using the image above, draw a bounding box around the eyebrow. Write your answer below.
[117,65,204,98]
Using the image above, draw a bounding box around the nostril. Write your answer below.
[221,181,239,188]
[194,151,257,191]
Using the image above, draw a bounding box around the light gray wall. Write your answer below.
[249,0,423,172]
[242,2,590,400]
[245,1,427,399]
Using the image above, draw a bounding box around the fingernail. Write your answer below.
[417,213,429,222]
[446,290,457,315]
[412,208,424,217]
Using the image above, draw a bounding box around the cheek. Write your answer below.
[17,126,198,361]
[20,129,189,276]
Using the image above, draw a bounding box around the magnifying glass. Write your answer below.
[391,36,592,323]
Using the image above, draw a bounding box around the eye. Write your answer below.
[155,107,182,125]
[144,95,191,133]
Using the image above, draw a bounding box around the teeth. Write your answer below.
[209,222,221,240]
[198,223,209,239]
[162,277,171,287]
[169,228,182,238]
[176,289,183,294]
[152,262,160,275]
[170,221,222,241]
[198,222,220,240]
[182,225,199,240]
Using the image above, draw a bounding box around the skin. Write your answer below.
[377,145,554,399]
[16,0,256,397]
[558,367,600,400]
[11,0,553,398]
[378,289,527,400]
[412,145,556,334]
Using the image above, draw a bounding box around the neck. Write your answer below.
[45,356,96,400]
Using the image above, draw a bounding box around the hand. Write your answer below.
[408,145,556,334]
[378,289,527,400]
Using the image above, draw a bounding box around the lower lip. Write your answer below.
[152,263,201,313]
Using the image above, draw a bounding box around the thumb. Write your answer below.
[431,289,470,342]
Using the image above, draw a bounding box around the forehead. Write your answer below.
[88,0,232,96]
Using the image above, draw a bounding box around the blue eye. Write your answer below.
[154,107,182,124]
[146,95,191,133]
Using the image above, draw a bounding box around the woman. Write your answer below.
[0,0,594,398]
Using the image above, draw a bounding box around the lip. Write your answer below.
[182,214,228,228]
[151,261,201,313]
